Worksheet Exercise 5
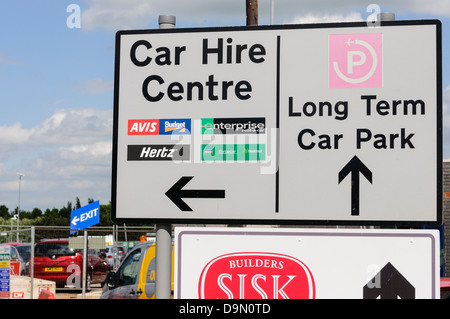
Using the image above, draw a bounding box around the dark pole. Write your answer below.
[246,0,258,26]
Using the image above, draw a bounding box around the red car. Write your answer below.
[33,239,109,289]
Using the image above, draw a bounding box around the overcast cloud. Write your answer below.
[0,108,112,210]
[81,0,450,31]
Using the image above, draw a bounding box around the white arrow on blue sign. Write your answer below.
[70,201,100,233]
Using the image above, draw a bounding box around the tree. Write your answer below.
[100,201,113,226]
[75,197,81,210]
[0,205,9,219]
[19,210,32,219]
[31,208,42,219]
[44,208,59,219]
[58,201,72,219]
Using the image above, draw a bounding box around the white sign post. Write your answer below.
[174,227,440,299]
[112,20,441,226]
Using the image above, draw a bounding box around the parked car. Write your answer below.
[101,239,174,299]
[102,245,126,270]
[33,238,109,289]
[15,244,31,275]
[1,243,27,276]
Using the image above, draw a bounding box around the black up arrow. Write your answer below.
[363,262,415,299]
[165,176,225,212]
[338,156,372,216]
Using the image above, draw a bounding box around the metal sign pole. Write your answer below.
[82,229,88,299]
[155,15,176,299]
[30,226,35,299]
[155,223,172,298]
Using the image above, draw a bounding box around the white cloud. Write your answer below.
[82,0,155,31]
[60,141,112,160]
[274,0,450,19]
[390,0,450,16]
[80,0,450,31]
[81,0,246,30]
[444,85,450,122]
[287,12,363,24]
[71,180,95,190]
[25,108,112,145]
[0,123,31,144]
[0,108,112,211]
[443,85,450,158]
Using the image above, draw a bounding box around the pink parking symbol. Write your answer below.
[329,33,382,88]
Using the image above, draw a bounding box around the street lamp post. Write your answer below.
[10,215,16,242]
[16,172,24,242]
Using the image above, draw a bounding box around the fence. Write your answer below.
[0,225,155,299]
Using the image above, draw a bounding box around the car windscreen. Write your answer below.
[17,245,31,261]
[35,242,76,257]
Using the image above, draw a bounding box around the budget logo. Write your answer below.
[198,252,316,299]
[329,33,382,88]
[128,119,159,135]
[159,119,191,135]
[201,117,265,135]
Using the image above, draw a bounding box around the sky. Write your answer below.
[0,0,449,213]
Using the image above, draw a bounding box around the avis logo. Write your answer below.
[198,252,315,299]
[128,119,191,135]
[329,33,382,88]
[128,119,159,135]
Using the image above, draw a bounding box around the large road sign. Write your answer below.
[112,20,442,225]
[174,227,440,299]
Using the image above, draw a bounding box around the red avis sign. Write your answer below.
[128,119,159,135]
[198,252,315,299]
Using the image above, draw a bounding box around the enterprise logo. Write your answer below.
[128,144,190,161]
[201,117,265,135]
[128,119,191,135]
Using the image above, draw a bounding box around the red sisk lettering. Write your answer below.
[217,273,297,299]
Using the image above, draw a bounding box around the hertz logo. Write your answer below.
[127,145,190,161]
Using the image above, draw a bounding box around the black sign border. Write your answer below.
[111,19,442,227]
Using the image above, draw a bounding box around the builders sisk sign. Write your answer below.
[70,201,100,233]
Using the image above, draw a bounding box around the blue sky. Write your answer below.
[0,0,449,212]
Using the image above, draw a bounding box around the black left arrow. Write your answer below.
[338,156,372,216]
[165,176,225,211]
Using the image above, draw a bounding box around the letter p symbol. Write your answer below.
[329,33,382,88]
[347,51,366,74]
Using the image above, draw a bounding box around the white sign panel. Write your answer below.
[112,20,442,225]
[174,227,440,299]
